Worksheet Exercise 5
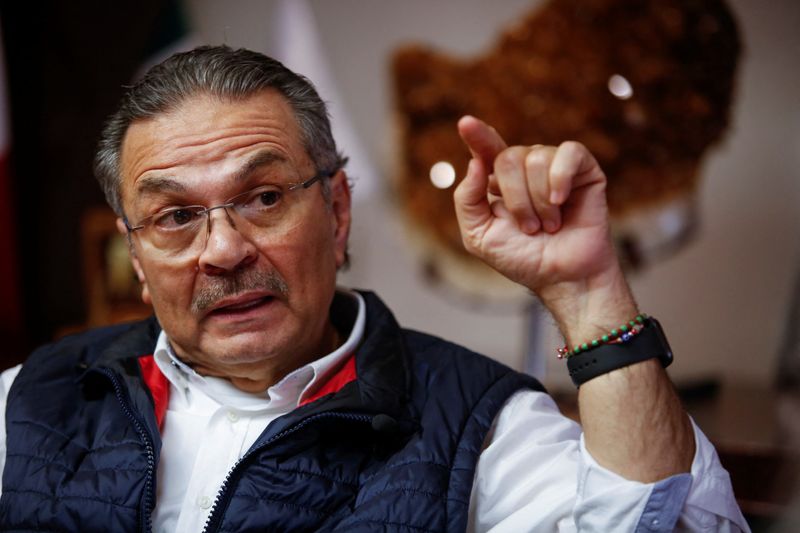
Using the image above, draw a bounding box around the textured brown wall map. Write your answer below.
[392,0,740,292]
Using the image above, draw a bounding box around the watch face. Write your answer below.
[649,318,674,367]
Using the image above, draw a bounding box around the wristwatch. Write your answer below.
[566,317,673,387]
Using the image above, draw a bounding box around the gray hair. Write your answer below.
[94,45,347,216]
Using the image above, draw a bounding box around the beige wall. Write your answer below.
[187,0,800,389]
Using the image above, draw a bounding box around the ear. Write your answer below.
[116,217,152,305]
[329,170,352,269]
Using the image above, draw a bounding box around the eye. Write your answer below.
[238,185,283,209]
[153,207,200,229]
[258,189,281,207]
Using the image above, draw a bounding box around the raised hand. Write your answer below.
[454,116,636,343]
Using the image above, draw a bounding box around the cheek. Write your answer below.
[139,258,196,311]
[259,221,338,293]
[266,213,338,266]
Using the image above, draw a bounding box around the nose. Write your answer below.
[197,207,257,275]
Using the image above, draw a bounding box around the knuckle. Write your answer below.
[494,147,525,173]
[560,140,585,154]
[524,148,551,171]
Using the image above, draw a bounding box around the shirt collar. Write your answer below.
[153,288,365,408]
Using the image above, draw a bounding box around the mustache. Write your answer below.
[191,269,289,314]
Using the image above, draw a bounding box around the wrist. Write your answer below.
[537,264,638,346]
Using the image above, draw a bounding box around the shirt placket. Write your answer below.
[177,404,251,531]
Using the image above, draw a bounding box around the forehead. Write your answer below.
[119,90,310,199]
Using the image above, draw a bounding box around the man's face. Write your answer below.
[118,90,351,390]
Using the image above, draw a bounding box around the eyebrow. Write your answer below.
[133,150,289,198]
[231,150,288,182]
[134,175,187,197]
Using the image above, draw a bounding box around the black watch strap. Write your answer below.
[566,318,673,387]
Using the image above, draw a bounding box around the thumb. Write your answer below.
[457,115,507,173]
[453,157,491,238]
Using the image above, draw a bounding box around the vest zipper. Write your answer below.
[201,411,373,533]
[95,368,157,533]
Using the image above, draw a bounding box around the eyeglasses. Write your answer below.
[124,170,332,257]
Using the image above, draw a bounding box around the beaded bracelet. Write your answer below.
[556,314,649,359]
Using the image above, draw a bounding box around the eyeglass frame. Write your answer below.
[121,169,335,245]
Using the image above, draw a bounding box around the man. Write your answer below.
[0,46,747,532]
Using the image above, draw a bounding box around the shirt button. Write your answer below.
[197,495,212,509]
[226,410,239,423]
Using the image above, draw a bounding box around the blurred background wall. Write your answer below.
[1,0,798,387]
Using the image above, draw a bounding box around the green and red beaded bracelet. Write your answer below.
[557,314,649,359]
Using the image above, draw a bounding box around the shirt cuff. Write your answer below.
[575,417,750,532]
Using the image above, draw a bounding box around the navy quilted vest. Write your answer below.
[1,292,544,532]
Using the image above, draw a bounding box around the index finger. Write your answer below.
[457,116,508,174]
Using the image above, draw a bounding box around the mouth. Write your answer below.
[206,293,277,318]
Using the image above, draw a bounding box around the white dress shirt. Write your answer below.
[0,290,748,532]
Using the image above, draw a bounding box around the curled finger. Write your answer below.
[525,145,562,233]
[494,146,541,234]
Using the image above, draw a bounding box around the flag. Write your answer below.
[270,0,377,204]
[0,22,22,337]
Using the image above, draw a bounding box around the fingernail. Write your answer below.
[523,220,539,234]
[550,190,565,205]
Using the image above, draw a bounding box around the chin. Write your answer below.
[204,333,286,366]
